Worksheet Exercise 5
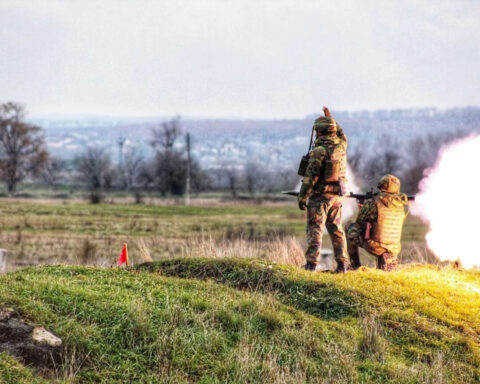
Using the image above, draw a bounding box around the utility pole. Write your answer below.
[117,137,126,166]
[117,137,126,189]
[185,133,191,206]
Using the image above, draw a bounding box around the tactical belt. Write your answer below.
[313,182,341,195]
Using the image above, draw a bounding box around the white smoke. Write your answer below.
[342,166,361,220]
[412,134,480,269]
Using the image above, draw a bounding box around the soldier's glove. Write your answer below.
[298,184,308,210]
[298,198,307,211]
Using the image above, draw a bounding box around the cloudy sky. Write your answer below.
[1,0,479,118]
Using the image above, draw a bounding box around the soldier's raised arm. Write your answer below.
[323,106,347,145]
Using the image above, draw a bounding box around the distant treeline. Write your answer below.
[1,102,478,201]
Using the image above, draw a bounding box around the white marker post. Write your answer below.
[0,249,7,273]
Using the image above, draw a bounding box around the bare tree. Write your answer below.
[149,117,184,196]
[363,151,402,186]
[221,164,241,198]
[76,147,113,203]
[244,161,267,197]
[137,162,155,189]
[150,117,182,152]
[147,119,209,196]
[119,148,143,190]
[153,150,186,195]
[190,161,212,193]
[41,157,67,187]
[360,136,403,186]
[0,102,49,193]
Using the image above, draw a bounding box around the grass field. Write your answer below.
[0,259,479,383]
[0,198,431,270]
[0,199,477,383]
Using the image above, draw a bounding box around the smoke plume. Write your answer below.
[412,135,480,269]
[342,166,360,220]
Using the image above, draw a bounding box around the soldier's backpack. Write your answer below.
[320,142,347,183]
[297,125,315,176]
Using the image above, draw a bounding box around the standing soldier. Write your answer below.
[346,174,409,271]
[297,107,350,273]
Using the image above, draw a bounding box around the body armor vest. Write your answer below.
[319,143,347,183]
[371,197,406,248]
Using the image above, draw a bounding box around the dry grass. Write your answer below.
[179,235,305,267]
[399,242,440,265]
[0,199,440,273]
[78,238,97,265]
[56,344,88,382]
[137,239,153,263]
[3,228,439,272]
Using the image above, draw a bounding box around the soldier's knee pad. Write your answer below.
[347,224,362,246]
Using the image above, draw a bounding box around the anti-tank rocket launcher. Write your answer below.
[349,188,415,204]
[281,189,415,203]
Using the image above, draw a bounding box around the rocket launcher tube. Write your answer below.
[281,190,415,202]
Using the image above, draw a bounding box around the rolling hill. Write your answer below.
[0,259,479,383]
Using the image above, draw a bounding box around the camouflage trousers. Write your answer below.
[305,196,347,265]
[346,222,398,271]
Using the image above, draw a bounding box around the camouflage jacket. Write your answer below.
[298,125,347,203]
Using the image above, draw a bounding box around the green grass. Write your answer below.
[1,259,479,383]
[0,199,426,239]
[0,200,304,237]
[0,353,48,384]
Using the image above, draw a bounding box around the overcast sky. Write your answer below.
[1,0,479,118]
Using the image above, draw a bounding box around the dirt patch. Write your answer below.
[0,308,62,369]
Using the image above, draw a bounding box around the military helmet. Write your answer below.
[377,174,401,194]
[314,106,337,135]
[314,116,337,135]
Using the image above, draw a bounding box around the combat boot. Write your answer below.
[377,253,397,272]
[334,260,349,274]
[349,251,361,270]
[304,261,317,271]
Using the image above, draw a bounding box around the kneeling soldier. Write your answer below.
[346,174,409,271]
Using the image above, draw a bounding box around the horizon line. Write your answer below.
[27,104,480,122]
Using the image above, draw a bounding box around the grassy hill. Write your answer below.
[0,259,479,383]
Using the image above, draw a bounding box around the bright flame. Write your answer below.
[412,135,480,269]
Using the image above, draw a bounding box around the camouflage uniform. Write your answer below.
[298,110,349,273]
[347,175,409,271]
